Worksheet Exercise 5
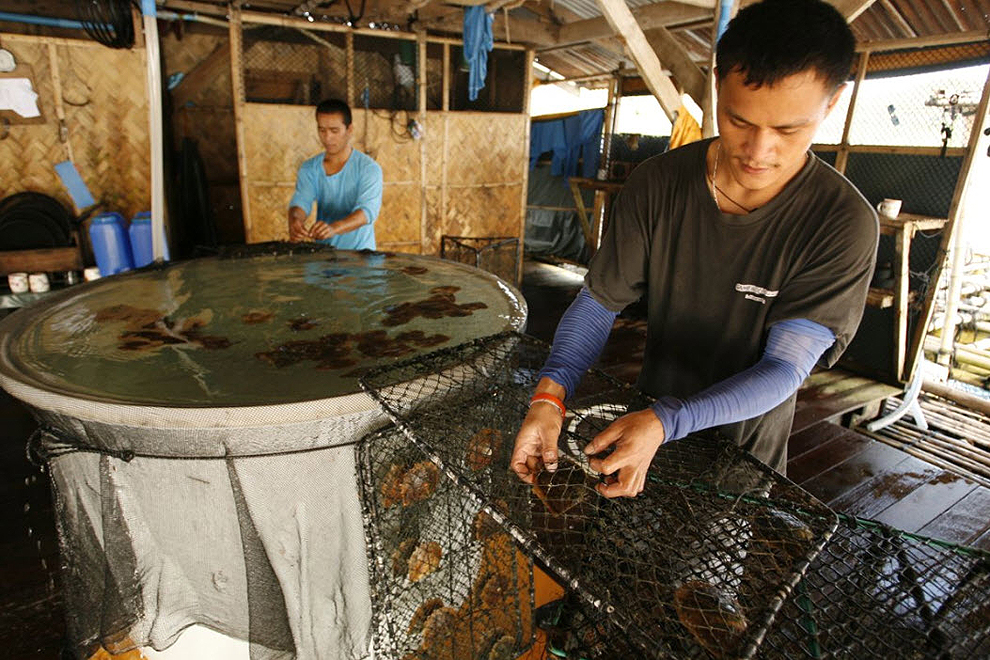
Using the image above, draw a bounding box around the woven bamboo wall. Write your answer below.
[239,105,527,254]
[0,34,150,218]
[241,103,422,247]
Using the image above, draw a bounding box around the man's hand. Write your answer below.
[289,219,311,242]
[583,409,665,498]
[310,221,335,241]
[510,400,565,485]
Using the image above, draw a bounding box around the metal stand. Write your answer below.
[866,366,928,432]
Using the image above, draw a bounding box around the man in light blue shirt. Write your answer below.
[288,99,383,250]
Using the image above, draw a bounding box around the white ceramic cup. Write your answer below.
[877,198,902,219]
[28,272,50,293]
[7,272,28,294]
[83,266,101,282]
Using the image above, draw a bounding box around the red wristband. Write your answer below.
[529,393,566,417]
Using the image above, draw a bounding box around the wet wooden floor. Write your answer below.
[0,260,987,657]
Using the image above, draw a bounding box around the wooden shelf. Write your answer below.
[0,246,83,275]
[867,287,895,308]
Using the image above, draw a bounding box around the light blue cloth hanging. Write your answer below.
[529,108,605,178]
[463,6,494,101]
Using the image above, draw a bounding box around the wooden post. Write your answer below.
[593,0,682,122]
[598,73,620,179]
[517,47,534,285]
[835,51,869,175]
[892,222,912,380]
[440,43,450,256]
[914,64,990,379]
[418,30,429,255]
[229,6,253,242]
[346,31,354,106]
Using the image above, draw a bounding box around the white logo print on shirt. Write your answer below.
[736,283,779,305]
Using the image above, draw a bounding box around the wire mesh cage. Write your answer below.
[440,236,520,285]
[816,41,990,383]
[760,514,990,659]
[353,34,419,112]
[361,332,839,659]
[358,423,534,660]
[241,25,347,104]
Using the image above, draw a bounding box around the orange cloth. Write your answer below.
[669,104,702,149]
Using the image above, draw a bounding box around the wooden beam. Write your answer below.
[556,2,710,50]
[857,29,990,53]
[594,0,682,121]
[427,11,557,45]
[825,0,878,21]
[643,25,706,103]
[171,41,231,108]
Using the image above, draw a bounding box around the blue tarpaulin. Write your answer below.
[463,6,494,102]
[529,108,605,179]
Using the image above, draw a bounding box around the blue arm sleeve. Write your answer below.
[289,162,317,214]
[651,318,835,442]
[537,288,619,399]
[354,161,384,225]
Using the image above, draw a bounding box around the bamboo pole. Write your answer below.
[141,0,167,261]
[518,47,534,286]
[229,6,253,242]
[418,30,429,255]
[834,51,868,175]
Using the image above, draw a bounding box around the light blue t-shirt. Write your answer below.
[289,149,384,250]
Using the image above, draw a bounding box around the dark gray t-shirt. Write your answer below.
[585,138,878,472]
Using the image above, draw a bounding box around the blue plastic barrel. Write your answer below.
[128,211,170,268]
[88,212,134,276]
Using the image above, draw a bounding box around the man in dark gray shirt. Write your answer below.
[511,0,878,492]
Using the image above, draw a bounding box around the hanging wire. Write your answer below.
[76,0,136,49]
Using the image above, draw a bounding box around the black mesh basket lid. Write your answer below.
[361,331,839,660]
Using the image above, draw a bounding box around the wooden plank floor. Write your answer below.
[787,421,990,547]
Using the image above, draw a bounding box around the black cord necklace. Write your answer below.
[709,143,755,214]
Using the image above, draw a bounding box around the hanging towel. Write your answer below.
[669,104,702,150]
[463,6,494,102]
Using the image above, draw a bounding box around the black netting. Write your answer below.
[241,26,347,104]
[441,236,520,285]
[358,424,533,660]
[361,332,838,659]
[759,515,990,659]
[824,44,989,384]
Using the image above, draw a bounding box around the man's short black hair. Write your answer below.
[716,0,855,91]
[316,98,352,126]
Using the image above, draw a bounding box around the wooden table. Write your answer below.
[872,212,948,381]
[568,177,624,256]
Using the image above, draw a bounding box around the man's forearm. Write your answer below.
[321,209,368,237]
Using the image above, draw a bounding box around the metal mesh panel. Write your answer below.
[449,47,526,113]
[358,423,533,660]
[850,44,988,150]
[543,514,990,660]
[828,44,989,383]
[361,332,838,659]
[353,34,418,112]
[441,236,520,285]
[241,26,347,105]
[760,515,990,659]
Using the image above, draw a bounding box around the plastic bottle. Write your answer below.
[88,212,134,276]
[128,211,170,268]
